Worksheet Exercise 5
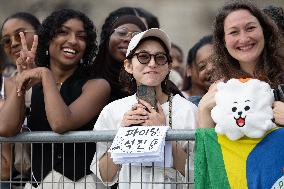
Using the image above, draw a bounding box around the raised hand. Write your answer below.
[198,82,218,112]
[16,32,38,73]
[273,101,284,125]
[198,82,219,128]
[16,67,47,96]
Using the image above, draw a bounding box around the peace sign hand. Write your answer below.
[16,32,38,73]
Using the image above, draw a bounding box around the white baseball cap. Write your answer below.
[126,28,171,57]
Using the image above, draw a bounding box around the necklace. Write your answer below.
[56,82,63,86]
[168,93,173,128]
[55,82,63,90]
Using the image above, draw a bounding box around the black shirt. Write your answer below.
[28,70,97,184]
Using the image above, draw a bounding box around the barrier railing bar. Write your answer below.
[0,129,195,142]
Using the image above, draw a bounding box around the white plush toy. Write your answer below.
[211,78,276,141]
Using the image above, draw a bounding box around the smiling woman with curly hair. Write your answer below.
[212,1,284,87]
[198,0,284,129]
[0,9,110,189]
[36,9,98,76]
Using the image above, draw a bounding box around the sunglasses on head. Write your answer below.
[1,30,35,47]
[113,27,140,39]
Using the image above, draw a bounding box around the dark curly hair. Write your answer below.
[263,5,284,37]
[182,35,213,91]
[1,12,41,34]
[35,9,97,77]
[213,0,284,88]
[119,36,183,97]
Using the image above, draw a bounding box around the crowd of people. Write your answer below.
[0,0,284,188]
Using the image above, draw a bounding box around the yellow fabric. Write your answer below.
[217,135,259,188]
[217,128,278,189]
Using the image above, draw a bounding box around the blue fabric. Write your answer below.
[246,128,284,188]
[187,96,201,106]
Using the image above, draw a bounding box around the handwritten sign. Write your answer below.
[109,126,169,154]
[109,126,171,166]
[272,175,284,189]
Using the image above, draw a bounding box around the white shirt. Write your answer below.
[90,94,197,189]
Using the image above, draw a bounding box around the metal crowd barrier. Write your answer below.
[0,130,195,189]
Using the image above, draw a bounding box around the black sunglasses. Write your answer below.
[132,52,169,65]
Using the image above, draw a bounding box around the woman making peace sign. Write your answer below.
[0,12,40,189]
[0,9,110,189]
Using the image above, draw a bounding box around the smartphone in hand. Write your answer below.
[137,85,157,111]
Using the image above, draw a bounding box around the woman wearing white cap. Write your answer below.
[91,28,197,189]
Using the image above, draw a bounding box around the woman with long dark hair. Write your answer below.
[94,13,147,102]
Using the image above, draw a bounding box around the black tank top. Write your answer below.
[28,70,97,183]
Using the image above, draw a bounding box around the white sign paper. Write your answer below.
[109,126,171,167]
